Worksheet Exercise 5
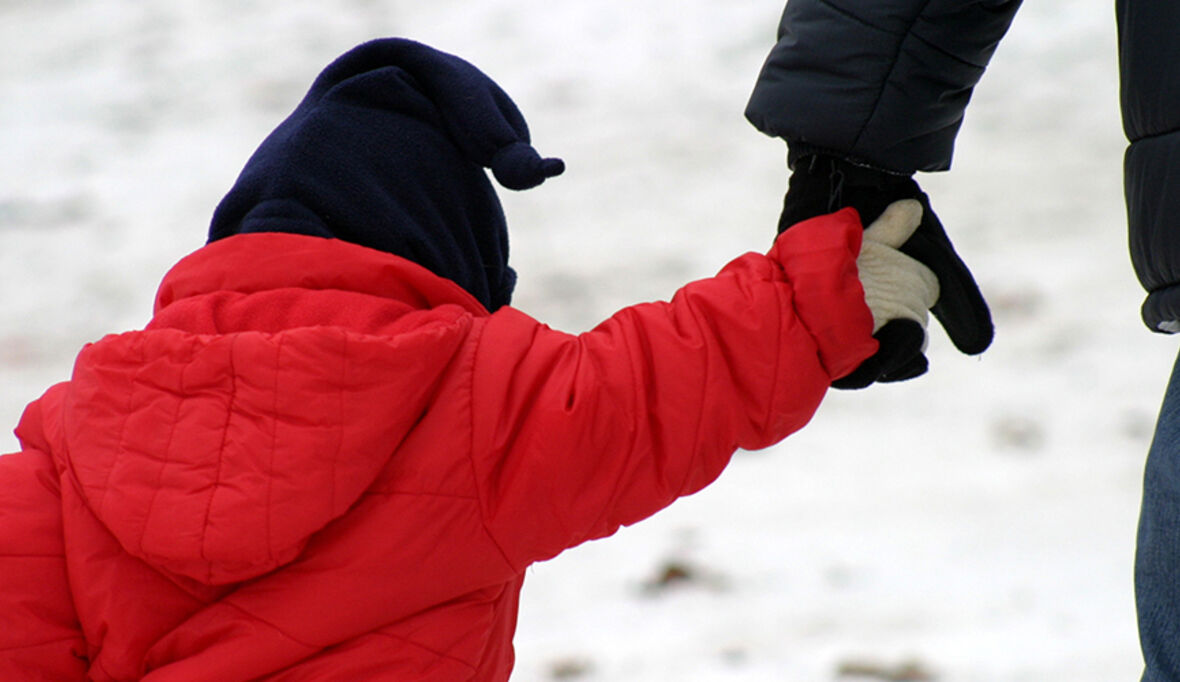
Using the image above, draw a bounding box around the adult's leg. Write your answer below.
[1137,347,1180,680]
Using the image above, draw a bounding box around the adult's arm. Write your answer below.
[746,0,1023,174]
[1119,0,1180,332]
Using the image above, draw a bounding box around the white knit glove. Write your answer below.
[833,199,941,389]
[858,199,940,335]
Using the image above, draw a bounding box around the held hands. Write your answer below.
[780,154,994,389]
[842,200,939,389]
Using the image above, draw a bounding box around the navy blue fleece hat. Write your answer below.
[207,38,564,311]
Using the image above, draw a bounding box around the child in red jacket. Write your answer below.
[0,39,936,681]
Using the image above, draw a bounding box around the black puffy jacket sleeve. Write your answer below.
[1120,0,1180,332]
[746,0,1023,174]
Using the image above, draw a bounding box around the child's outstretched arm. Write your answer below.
[468,203,935,569]
[0,401,88,680]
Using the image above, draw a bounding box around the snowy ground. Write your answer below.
[0,2,1168,680]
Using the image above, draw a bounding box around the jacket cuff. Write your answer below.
[769,208,878,379]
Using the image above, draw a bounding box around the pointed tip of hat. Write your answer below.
[491,142,565,191]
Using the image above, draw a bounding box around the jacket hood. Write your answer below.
[206,37,563,312]
[56,234,477,585]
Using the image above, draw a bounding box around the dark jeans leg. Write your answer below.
[1138,347,1180,681]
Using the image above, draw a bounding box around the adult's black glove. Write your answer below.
[779,154,993,389]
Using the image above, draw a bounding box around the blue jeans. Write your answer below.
[1138,347,1180,680]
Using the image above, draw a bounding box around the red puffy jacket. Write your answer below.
[0,210,874,681]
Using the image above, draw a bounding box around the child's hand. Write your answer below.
[834,199,940,389]
[778,155,994,387]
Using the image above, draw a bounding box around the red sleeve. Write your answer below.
[0,426,88,680]
[469,209,876,568]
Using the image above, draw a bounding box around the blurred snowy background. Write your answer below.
[0,1,1168,680]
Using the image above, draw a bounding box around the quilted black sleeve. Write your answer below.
[746,0,1022,174]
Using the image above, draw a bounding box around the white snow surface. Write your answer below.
[0,2,1167,680]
